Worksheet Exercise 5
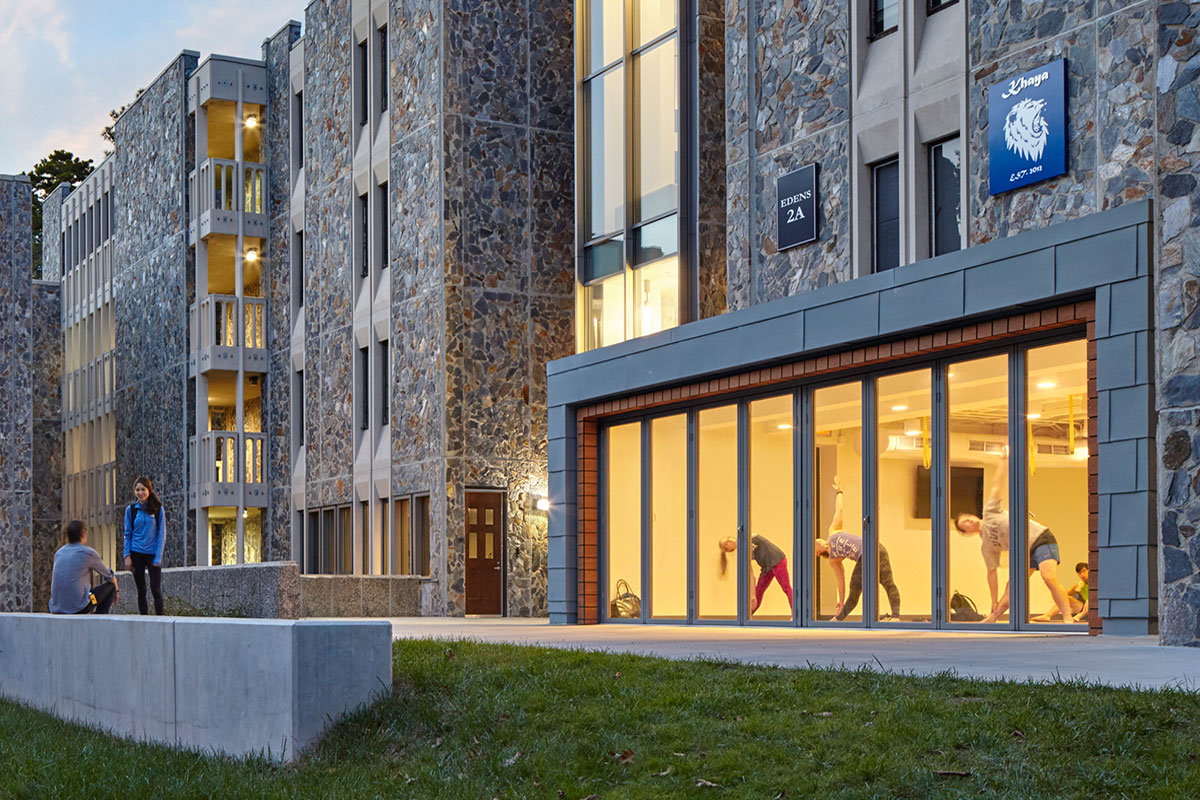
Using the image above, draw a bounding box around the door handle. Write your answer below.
[493,563,501,570]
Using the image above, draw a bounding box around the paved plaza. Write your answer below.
[384,618,1200,691]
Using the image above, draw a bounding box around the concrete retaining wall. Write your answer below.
[115,561,300,618]
[0,614,391,760]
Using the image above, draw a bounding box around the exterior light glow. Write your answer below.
[245,249,259,263]
[535,497,550,511]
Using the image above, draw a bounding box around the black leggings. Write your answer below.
[76,581,116,614]
[130,551,163,615]
[838,545,902,619]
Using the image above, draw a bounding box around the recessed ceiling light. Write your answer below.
[244,116,259,129]
[777,423,793,430]
[245,249,259,263]
[1027,412,1042,419]
[891,404,908,412]
[1036,380,1056,389]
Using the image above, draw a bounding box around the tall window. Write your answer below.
[873,158,900,272]
[871,0,898,36]
[292,229,304,308]
[293,91,304,169]
[356,41,369,126]
[378,26,389,112]
[929,136,962,257]
[378,340,389,427]
[295,369,305,446]
[927,0,957,12]
[377,183,389,269]
[579,0,683,352]
[359,193,370,279]
[359,347,370,430]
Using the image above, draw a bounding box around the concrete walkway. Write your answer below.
[384,617,1200,691]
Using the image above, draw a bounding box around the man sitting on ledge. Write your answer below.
[50,521,119,615]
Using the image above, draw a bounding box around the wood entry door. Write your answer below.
[465,491,505,614]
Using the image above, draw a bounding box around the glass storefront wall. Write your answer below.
[600,337,1089,629]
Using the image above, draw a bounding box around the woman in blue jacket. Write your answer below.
[124,476,166,615]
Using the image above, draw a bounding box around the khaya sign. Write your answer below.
[989,58,1067,194]
[777,163,818,250]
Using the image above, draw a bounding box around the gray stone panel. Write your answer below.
[878,273,964,335]
[804,294,878,351]
[962,250,1055,315]
[1055,229,1138,295]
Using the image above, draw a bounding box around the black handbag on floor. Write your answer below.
[950,590,985,622]
[609,579,641,618]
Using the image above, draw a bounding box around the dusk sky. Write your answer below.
[0,0,309,176]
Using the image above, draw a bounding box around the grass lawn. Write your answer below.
[2,639,1199,799]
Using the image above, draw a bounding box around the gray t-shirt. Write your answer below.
[49,543,115,614]
[828,532,863,562]
[750,535,785,571]
[979,497,1048,571]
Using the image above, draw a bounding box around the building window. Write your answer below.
[378,340,389,427]
[359,347,370,430]
[872,158,900,272]
[293,91,304,169]
[357,40,369,126]
[295,369,305,447]
[871,0,898,37]
[359,193,369,279]
[413,495,431,576]
[927,0,957,13]
[360,500,370,574]
[377,182,388,270]
[292,229,304,308]
[389,494,431,576]
[929,136,962,257]
[378,26,388,112]
[578,0,684,352]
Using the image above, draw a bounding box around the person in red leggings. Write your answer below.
[719,535,794,614]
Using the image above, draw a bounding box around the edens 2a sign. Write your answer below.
[989,58,1067,194]
[777,164,818,250]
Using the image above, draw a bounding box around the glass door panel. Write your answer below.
[697,404,738,620]
[946,354,1009,625]
[747,395,794,622]
[1025,340,1089,626]
[606,422,642,619]
[649,414,687,619]
[875,370,933,623]
[812,382,863,622]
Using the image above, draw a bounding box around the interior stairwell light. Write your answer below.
[245,249,259,263]
[244,115,259,129]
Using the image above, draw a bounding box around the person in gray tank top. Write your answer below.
[954,453,1074,625]
[815,476,902,621]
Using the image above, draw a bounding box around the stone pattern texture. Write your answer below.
[697,5,728,319]
[40,183,69,283]
[31,281,62,612]
[0,175,34,612]
[299,575,422,616]
[112,53,197,568]
[263,22,302,562]
[1153,0,1200,646]
[380,0,574,617]
[725,0,851,310]
[114,562,300,618]
[304,1,354,517]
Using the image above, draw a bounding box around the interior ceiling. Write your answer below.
[205,101,262,162]
[206,235,264,296]
[206,372,262,408]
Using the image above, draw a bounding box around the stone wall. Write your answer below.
[1152,0,1200,646]
[115,561,300,618]
[40,183,70,283]
[299,575,422,616]
[303,2,355,514]
[112,52,198,567]
[31,281,62,612]
[264,22,303,562]
[0,176,33,612]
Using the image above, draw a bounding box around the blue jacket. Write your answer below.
[124,502,166,565]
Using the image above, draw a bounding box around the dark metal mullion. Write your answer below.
[737,400,749,625]
[796,389,810,627]
[686,409,697,623]
[630,207,679,231]
[583,229,625,249]
[581,58,627,84]
[681,0,698,325]
[629,27,678,59]
[862,378,877,627]
[1010,346,1027,629]
[640,420,651,622]
[932,361,949,627]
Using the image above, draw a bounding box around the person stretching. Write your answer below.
[815,476,901,621]
[718,535,794,614]
[953,454,1074,625]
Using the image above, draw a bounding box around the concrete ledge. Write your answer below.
[0,614,391,760]
[115,562,301,619]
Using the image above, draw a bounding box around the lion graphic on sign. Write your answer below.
[1003,97,1049,162]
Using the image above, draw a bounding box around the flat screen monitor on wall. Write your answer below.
[915,466,984,520]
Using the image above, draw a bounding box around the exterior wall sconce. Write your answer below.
[535,497,550,512]
[244,116,259,129]
[245,249,259,263]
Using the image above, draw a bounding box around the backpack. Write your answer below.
[949,590,984,622]
[608,579,641,619]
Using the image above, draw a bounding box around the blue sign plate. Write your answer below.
[988,59,1067,195]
